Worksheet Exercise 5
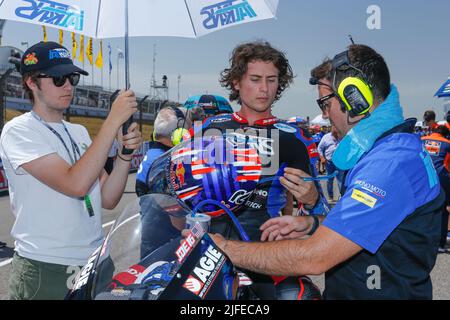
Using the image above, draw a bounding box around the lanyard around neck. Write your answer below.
[31,111,81,165]
[30,111,94,217]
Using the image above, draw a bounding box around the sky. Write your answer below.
[1,0,450,121]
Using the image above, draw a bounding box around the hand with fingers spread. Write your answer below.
[260,215,314,241]
[279,167,319,207]
[117,122,142,159]
[108,90,138,128]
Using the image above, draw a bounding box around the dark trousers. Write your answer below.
[440,181,450,248]
[440,208,449,248]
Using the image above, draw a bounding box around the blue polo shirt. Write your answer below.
[135,142,171,196]
[323,131,443,299]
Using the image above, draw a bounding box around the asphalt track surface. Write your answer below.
[0,174,448,300]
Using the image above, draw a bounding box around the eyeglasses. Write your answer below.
[37,73,80,87]
[316,92,336,112]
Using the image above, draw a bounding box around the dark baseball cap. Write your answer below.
[20,41,88,76]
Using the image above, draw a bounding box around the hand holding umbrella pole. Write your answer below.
[121,0,134,155]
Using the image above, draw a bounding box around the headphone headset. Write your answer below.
[331,50,374,118]
[153,106,188,145]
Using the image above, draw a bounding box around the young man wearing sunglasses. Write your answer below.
[209,44,444,299]
[0,41,142,300]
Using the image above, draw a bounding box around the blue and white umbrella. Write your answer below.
[0,0,279,89]
[434,78,450,98]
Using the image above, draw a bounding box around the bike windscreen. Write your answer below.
[68,194,190,299]
[67,195,239,300]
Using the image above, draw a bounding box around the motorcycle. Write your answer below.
[66,194,322,300]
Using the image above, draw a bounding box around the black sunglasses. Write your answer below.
[316,92,336,112]
[37,73,80,87]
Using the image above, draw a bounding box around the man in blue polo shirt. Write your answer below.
[135,106,187,196]
[317,126,341,200]
[209,44,444,299]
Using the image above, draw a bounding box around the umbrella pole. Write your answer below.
[124,0,130,90]
[121,0,133,155]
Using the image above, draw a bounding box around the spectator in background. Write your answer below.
[135,106,190,258]
[184,96,234,128]
[446,110,450,234]
[317,126,341,201]
[135,106,189,197]
[422,125,450,253]
[423,110,439,132]
[311,125,324,144]
[188,106,206,123]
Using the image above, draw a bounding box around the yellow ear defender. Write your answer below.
[332,50,374,118]
[337,77,373,117]
[154,105,188,146]
[171,127,189,146]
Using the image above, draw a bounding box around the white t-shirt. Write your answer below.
[0,112,103,266]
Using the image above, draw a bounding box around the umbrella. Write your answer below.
[434,77,450,98]
[310,114,330,127]
[0,0,279,88]
[0,0,279,149]
[184,94,233,117]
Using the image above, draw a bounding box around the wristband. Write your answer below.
[303,196,329,216]
[117,153,132,162]
[303,196,319,210]
[307,215,320,236]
